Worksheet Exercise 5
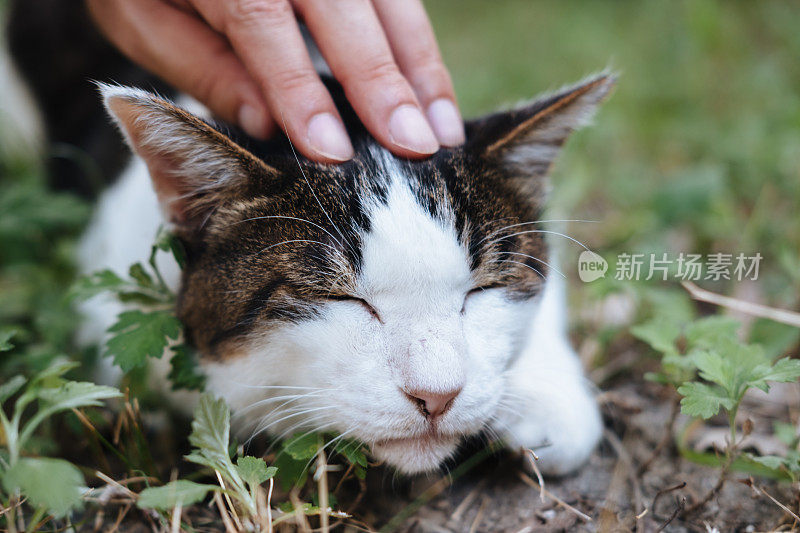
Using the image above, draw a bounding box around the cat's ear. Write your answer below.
[99,84,274,236]
[465,73,615,178]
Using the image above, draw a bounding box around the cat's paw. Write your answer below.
[498,368,603,475]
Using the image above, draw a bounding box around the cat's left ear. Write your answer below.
[99,84,275,237]
[465,73,615,178]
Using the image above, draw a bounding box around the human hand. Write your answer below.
[86,0,465,163]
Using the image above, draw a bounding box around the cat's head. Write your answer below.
[101,74,613,473]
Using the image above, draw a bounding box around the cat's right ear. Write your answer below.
[99,84,275,237]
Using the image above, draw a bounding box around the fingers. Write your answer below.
[374,0,464,146]
[87,0,275,139]
[297,0,441,158]
[90,0,462,162]
[192,0,354,162]
[372,0,464,147]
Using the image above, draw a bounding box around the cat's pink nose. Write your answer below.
[404,388,461,419]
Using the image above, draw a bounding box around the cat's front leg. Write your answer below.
[492,278,602,475]
[496,338,602,475]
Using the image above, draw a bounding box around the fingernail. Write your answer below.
[388,105,439,155]
[427,99,465,147]
[306,112,354,161]
[238,103,269,139]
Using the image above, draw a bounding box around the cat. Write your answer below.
[90,74,614,475]
[7,1,613,476]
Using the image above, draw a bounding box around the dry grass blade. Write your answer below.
[315,449,330,533]
[517,472,592,522]
[289,487,312,533]
[603,429,645,525]
[656,497,685,532]
[451,479,487,523]
[740,478,800,523]
[215,470,244,531]
[681,281,800,327]
[267,478,274,533]
[107,504,132,533]
[213,491,238,533]
[96,471,138,500]
[170,503,182,533]
[524,449,546,503]
[468,496,489,533]
[650,482,686,519]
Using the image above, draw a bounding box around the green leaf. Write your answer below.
[0,328,17,352]
[168,345,206,391]
[284,432,321,461]
[678,382,735,419]
[748,454,787,471]
[137,480,217,510]
[2,457,84,517]
[749,318,800,360]
[187,394,230,462]
[686,316,741,350]
[106,310,182,371]
[691,350,731,389]
[0,375,25,404]
[154,226,187,269]
[185,393,242,488]
[273,452,310,491]
[236,456,276,488]
[37,381,122,411]
[773,422,798,447]
[333,438,368,468]
[68,269,126,301]
[751,357,800,385]
[631,320,680,356]
[128,263,155,289]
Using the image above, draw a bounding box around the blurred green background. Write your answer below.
[428,0,800,306]
[1,0,799,376]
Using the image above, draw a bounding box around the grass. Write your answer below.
[1,0,800,530]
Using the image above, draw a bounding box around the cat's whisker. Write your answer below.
[281,112,360,261]
[495,259,546,280]
[252,405,336,438]
[485,412,523,447]
[233,389,330,418]
[248,388,342,425]
[476,219,598,248]
[228,214,346,251]
[257,238,342,256]
[249,408,337,447]
[228,383,325,390]
[489,250,566,279]
[266,417,338,454]
[299,428,358,475]
[484,229,593,253]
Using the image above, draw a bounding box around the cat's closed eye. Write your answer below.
[461,284,502,313]
[327,294,382,322]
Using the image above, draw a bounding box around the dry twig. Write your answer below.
[518,472,592,522]
[681,281,800,328]
[740,477,800,524]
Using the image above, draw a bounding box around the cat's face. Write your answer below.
[102,74,613,473]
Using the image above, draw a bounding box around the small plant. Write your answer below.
[137,394,277,529]
[0,355,121,529]
[136,393,360,530]
[70,227,204,391]
[634,313,800,509]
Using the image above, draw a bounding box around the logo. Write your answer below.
[578,250,608,282]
